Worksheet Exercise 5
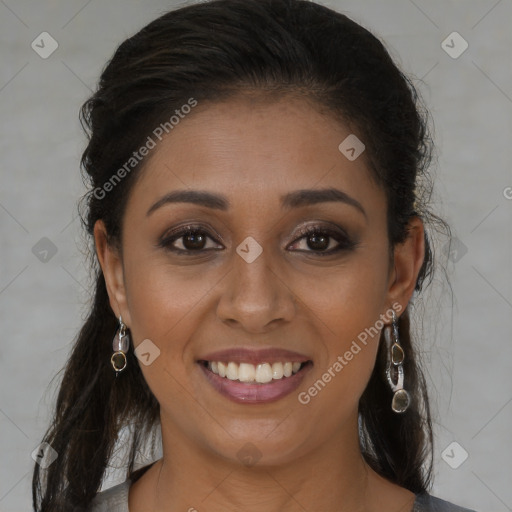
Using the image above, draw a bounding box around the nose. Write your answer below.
[216,244,297,333]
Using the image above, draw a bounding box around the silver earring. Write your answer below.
[111,315,130,375]
[384,310,410,413]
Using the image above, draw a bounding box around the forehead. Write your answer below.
[128,95,384,216]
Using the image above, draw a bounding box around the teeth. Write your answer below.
[226,362,238,380]
[206,360,305,383]
[272,362,284,379]
[255,363,273,383]
[238,363,255,382]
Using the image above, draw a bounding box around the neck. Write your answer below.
[129,412,415,512]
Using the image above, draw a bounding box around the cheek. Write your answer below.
[293,246,390,337]
[123,256,216,349]
[120,252,195,371]
[292,250,389,406]
[121,260,214,418]
[293,264,387,426]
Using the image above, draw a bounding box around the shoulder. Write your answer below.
[414,492,478,512]
[86,480,131,512]
[86,462,154,511]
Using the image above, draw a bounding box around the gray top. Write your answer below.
[87,480,478,512]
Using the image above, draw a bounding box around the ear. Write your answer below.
[386,216,425,313]
[93,219,132,326]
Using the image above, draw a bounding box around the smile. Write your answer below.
[198,358,313,404]
[205,360,305,383]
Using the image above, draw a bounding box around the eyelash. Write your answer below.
[158,223,357,256]
[292,225,356,255]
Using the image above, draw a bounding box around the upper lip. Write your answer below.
[198,347,311,365]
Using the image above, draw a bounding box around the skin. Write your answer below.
[95,94,425,512]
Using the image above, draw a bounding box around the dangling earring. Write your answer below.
[111,315,130,375]
[384,310,410,413]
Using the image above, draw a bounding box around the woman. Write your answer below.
[32,0,478,510]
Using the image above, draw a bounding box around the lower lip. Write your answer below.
[198,362,312,404]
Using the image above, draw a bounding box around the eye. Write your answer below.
[288,224,357,255]
[158,223,357,256]
[158,224,223,254]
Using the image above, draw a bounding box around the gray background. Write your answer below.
[1,0,511,511]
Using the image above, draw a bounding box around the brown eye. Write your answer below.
[289,225,357,255]
[181,231,207,250]
[159,225,223,253]
[305,232,330,251]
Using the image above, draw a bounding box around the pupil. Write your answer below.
[308,233,328,251]
[184,231,205,250]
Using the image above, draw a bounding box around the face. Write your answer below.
[96,95,424,466]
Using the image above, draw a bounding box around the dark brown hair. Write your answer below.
[33,0,450,509]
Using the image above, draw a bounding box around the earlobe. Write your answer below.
[387,216,425,312]
[93,220,131,325]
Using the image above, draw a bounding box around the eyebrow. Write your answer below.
[146,187,367,219]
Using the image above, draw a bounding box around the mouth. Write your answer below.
[200,360,308,383]
[197,354,313,404]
